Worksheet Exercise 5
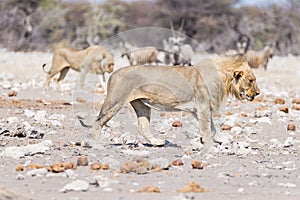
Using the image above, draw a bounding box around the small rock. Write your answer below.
[16,165,24,171]
[64,162,77,170]
[76,98,86,103]
[12,125,26,137]
[28,130,44,139]
[292,98,300,104]
[16,174,26,180]
[65,169,75,177]
[277,182,296,188]
[292,104,300,111]
[172,159,184,166]
[231,126,243,135]
[2,81,12,89]
[48,163,65,173]
[60,180,89,193]
[274,98,285,104]
[287,124,296,131]
[177,182,208,193]
[26,164,45,170]
[283,137,294,148]
[26,168,48,177]
[7,117,18,124]
[172,121,183,127]
[191,160,205,169]
[279,107,288,114]
[255,109,272,117]
[8,90,17,97]
[77,156,88,166]
[24,109,35,118]
[221,125,232,131]
[0,140,53,159]
[137,186,161,193]
[120,158,160,174]
[244,127,258,135]
[34,110,47,122]
[90,163,109,170]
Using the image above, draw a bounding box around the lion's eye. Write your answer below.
[249,79,254,83]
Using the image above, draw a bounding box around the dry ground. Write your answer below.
[0,49,300,200]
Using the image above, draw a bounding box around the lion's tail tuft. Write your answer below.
[42,63,50,73]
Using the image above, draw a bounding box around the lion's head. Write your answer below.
[231,61,260,101]
[102,53,114,73]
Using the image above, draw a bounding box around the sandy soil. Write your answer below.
[0,49,300,200]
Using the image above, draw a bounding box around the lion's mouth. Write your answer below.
[240,91,254,101]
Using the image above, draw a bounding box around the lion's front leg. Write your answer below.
[194,106,215,154]
[130,100,165,146]
[98,74,107,93]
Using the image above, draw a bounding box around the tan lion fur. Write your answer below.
[42,45,114,91]
[83,55,259,152]
[121,47,159,65]
[245,45,274,70]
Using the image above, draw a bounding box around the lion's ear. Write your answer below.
[233,71,243,83]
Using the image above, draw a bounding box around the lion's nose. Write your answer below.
[256,91,260,96]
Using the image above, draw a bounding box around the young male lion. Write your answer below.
[42,46,114,91]
[82,55,259,152]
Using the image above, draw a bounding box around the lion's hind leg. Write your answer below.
[130,99,165,146]
[57,67,70,91]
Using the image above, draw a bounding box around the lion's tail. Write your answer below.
[77,116,92,128]
[42,63,50,73]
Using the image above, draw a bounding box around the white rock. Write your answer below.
[213,131,233,144]
[0,140,53,159]
[249,117,271,125]
[244,127,258,135]
[277,183,296,188]
[231,126,243,135]
[92,175,118,188]
[223,116,238,127]
[255,109,272,118]
[16,174,26,180]
[48,114,65,121]
[22,121,32,131]
[60,180,89,192]
[24,109,35,118]
[283,137,294,148]
[34,110,47,122]
[2,81,11,89]
[103,188,113,192]
[65,169,75,177]
[50,120,63,127]
[7,117,18,124]
[26,168,48,177]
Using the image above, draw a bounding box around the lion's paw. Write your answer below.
[213,131,233,144]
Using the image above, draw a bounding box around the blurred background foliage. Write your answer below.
[0,0,299,55]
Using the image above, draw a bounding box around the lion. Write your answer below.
[42,45,114,91]
[245,45,274,70]
[80,55,260,152]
